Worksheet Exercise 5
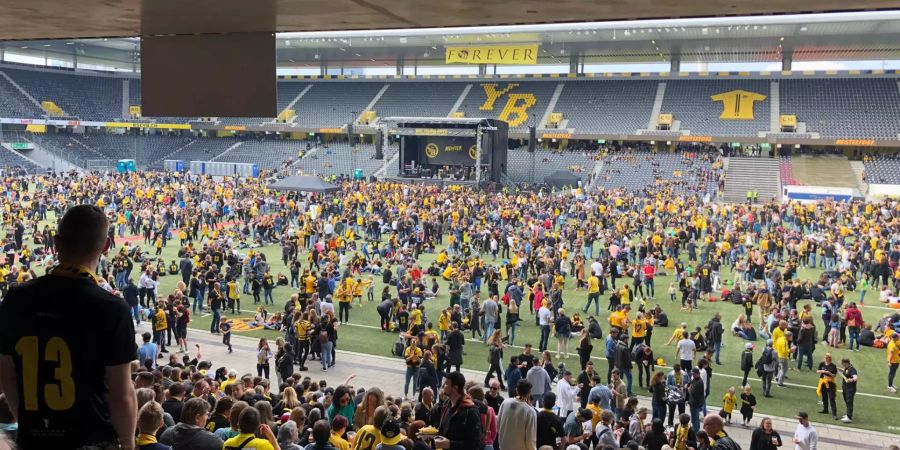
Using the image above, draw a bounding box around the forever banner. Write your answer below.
[445,44,539,65]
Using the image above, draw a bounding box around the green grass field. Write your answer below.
[132,232,900,433]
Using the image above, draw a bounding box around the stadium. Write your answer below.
[0,2,899,450]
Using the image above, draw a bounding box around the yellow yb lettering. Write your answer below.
[499,93,537,127]
[480,83,519,111]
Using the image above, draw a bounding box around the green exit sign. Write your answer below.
[597,139,606,144]
[9,143,31,150]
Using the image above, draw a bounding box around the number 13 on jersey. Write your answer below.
[15,336,76,411]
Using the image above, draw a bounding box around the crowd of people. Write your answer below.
[0,166,898,450]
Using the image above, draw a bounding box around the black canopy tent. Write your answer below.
[543,170,582,189]
[267,175,339,193]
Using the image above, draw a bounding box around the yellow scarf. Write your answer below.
[136,433,158,446]
[48,263,103,285]
[816,377,833,397]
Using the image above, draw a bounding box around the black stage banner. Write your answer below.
[418,136,479,166]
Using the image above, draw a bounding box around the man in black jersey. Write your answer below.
[0,205,137,450]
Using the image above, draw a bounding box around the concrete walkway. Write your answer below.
[135,322,900,450]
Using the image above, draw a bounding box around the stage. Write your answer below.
[383,176,481,188]
[379,117,509,185]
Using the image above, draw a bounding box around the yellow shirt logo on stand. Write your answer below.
[710,89,767,120]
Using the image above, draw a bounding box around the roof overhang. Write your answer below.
[4,0,900,41]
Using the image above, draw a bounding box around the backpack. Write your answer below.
[393,340,405,357]
[318,330,329,344]
[758,347,774,366]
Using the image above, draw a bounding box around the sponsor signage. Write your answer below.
[834,139,875,146]
[445,44,539,65]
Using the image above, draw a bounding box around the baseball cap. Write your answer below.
[380,419,402,446]
[228,369,238,377]
[744,343,754,350]
[691,368,701,375]
[795,411,809,420]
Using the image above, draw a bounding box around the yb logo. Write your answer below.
[479,83,536,127]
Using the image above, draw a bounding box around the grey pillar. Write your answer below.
[396,56,404,76]
[670,54,681,73]
[569,54,579,74]
[320,59,328,76]
[478,64,487,76]
[782,47,793,71]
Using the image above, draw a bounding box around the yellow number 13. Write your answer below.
[14,336,76,411]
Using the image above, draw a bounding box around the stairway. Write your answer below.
[358,85,390,123]
[69,136,109,159]
[448,85,472,116]
[721,157,781,203]
[538,83,565,128]
[19,139,80,172]
[149,139,196,167]
[849,160,869,195]
[588,160,605,190]
[0,71,44,111]
[209,142,244,161]
[647,82,667,129]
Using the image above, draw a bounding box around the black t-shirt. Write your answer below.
[842,366,858,391]
[818,362,837,379]
[518,352,536,378]
[209,291,223,310]
[205,414,231,432]
[397,311,410,332]
[535,409,564,448]
[0,275,136,449]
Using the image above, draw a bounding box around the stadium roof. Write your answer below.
[7,12,900,69]
[4,0,900,42]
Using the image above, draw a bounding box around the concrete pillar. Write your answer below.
[782,47,793,71]
[320,59,327,76]
[396,56,404,76]
[670,54,681,73]
[478,64,487,76]
[569,54,579,74]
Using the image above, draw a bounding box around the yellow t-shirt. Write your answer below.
[888,340,900,364]
[632,319,647,338]
[609,311,626,329]
[438,313,451,332]
[223,433,274,450]
[620,288,631,305]
[772,327,785,344]
[331,432,351,450]
[351,424,381,450]
[407,309,421,326]
[722,393,736,413]
[774,336,789,359]
[154,309,167,331]
[588,276,600,293]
